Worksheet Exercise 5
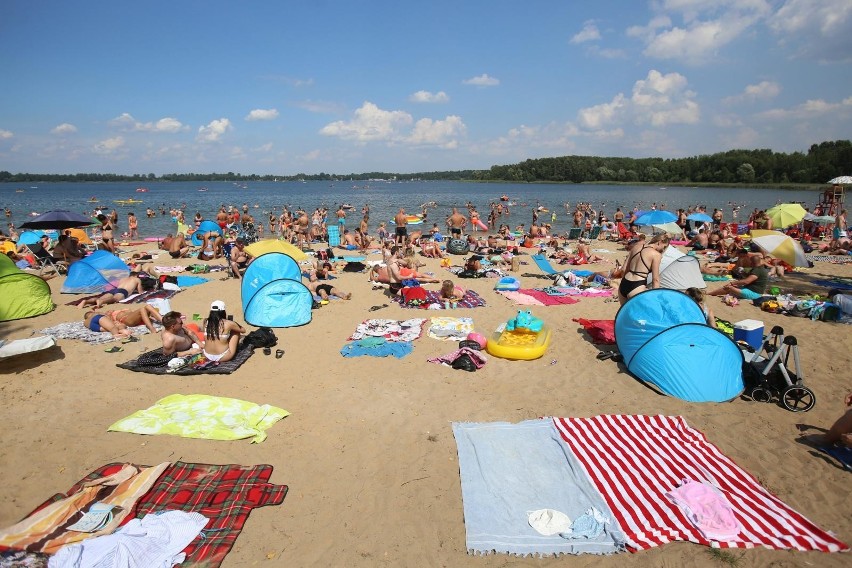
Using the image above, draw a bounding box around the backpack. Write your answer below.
[242,327,278,349]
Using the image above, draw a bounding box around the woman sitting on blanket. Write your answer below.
[202,300,245,364]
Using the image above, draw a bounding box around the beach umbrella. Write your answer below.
[749,230,808,267]
[634,210,677,226]
[19,210,96,230]
[245,239,308,261]
[17,231,46,245]
[810,215,836,224]
[67,227,93,245]
[651,222,684,236]
[827,175,852,185]
[765,203,807,229]
[686,212,713,223]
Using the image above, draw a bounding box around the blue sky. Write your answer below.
[1,0,850,176]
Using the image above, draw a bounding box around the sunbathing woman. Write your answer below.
[105,304,163,333]
[617,233,669,304]
[203,301,245,364]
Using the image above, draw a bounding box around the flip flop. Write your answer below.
[263,347,272,356]
[104,346,124,353]
[121,336,139,344]
[369,304,388,312]
[275,349,284,359]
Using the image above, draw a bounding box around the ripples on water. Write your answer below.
[1,181,820,237]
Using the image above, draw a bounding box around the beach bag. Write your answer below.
[574,318,616,345]
[136,349,172,367]
[451,353,478,372]
[242,327,277,349]
[401,286,428,307]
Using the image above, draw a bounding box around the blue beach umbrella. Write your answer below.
[19,210,96,230]
[17,231,46,245]
[634,210,677,226]
[686,212,713,223]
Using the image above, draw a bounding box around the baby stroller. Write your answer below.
[743,325,815,412]
[236,222,259,244]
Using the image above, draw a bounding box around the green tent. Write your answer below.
[0,254,55,322]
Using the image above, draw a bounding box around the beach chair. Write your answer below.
[24,243,67,275]
[588,225,602,240]
[566,227,582,240]
[531,254,564,276]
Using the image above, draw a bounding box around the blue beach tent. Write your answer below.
[191,220,223,246]
[614,289,744,403]
[241,252,312,328]
[61,251,130,294]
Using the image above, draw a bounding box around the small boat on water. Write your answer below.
[198,187,208,192]
[341,204,355,210]
[136,187,148,193]
[88,197,99,203]
[114,198,144,206]
[15,189,25,193]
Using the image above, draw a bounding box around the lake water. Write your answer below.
[0,181,822,238]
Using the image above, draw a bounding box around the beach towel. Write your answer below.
[116,345,254,375]
[811,278,852,291]
[175,275,209,287]
[63,288,177,307]
[0,463,171,554]
[497,290,545,306]
[553,415,849,552]
[817,446,852,471]
[348,318,426,342]
[108,394,289,443]
[517,289,579,305]
[427,316,474,341]
[452,419,626,556]
[36,322,153,345]
[340,339,413,358]
[574,318,616,344]
[806,254,852,264]
[391,289,487,309]
[16,462,287,568]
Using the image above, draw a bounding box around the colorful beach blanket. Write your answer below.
[117,345,254,375]
[348,318,426,342]
[391,289,486,309]
[63,288,177,307]
[427,316,474,341]
[108,394,289,443]
[553,415,848,552]
[516,289,580,305]
[806,254,852,264]
[340,338,414,358]
[14,462,287,568]
[453,416,848,557]
[36,321,153,345]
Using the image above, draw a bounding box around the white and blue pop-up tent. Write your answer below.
[241,252,312,328]
[614,289,744,403]
[61,250,130,294]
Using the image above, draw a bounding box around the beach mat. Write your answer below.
[818,446,852,471]
[391,289,486,309]
[64,288,177,306]
[810,278,852,291]
[108,394,289,443]
[452,419,625,556]
[117,345,254,375]
[553,415,849,552]
[37,321,154,345]
[17,461,287,568]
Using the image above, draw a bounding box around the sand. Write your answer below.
[1,238,850,567]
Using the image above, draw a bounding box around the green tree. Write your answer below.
[737,163,756,183]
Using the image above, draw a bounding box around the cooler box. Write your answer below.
[733,319,764,350]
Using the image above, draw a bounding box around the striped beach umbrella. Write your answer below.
[749,229,808,267]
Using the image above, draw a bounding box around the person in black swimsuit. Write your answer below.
[617,233,669,304]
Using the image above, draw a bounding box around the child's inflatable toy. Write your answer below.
[486,311,551,360]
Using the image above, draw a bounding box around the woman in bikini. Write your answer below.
[617,233,669,304]
[203,301,245,364]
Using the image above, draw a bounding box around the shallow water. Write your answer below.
[0,180,821,238]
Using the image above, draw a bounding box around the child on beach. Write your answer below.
[686,287,717,328]
[440,279,465,301]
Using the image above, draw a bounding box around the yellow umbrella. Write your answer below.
[244,239,308,261]
[749,230,808,267]
[66,227,92,245]
[765,203,807,228]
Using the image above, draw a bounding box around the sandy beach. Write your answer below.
[1,237,850,567]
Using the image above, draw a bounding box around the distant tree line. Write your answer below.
[0,140,848,184]
[472,140,852,185]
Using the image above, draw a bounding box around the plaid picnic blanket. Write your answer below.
[391,289,486,309]
[18,461,287,568]
[36,321,154,345]
[117,345,254,375]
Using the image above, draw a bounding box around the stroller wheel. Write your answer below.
[750,387,773,403]
[782,385,815,412]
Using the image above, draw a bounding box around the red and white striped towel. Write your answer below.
[552,415,848,553]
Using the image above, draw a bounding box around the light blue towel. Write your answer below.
[452,419,625,556]
[175,276,209,288]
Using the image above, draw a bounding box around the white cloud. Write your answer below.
[245,108,279,121]
[0,129,14,139]
[630,2,770,64]
[759,96,852,120]
[409,90,450,103]
[293,100,345,114]
[51,123,77,135]
[463,74,500,87]
[483,122,582,158]
[577,70,700,131]
[109,113,186,133]
[320,102,413,142]
[254,142,273,153]
[570,21,601,44]
[406,115,466,148]
[723,81,781,104]
[767,0,852,62]
[92,136,125,155]
[320,101,466,148]
[196,118,232,142]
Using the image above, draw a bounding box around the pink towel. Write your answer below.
[666,479,741,541]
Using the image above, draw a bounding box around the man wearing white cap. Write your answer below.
[202,300,245,364]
